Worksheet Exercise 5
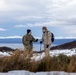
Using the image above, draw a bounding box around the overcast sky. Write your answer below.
[0,0,76,38]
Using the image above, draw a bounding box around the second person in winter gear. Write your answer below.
[40,26,52,57]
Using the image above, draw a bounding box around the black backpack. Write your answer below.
[47,31,54,42]
[51,33,54,42]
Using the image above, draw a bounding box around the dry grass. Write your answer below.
[0,50,76,72]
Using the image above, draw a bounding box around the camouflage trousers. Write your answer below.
[44,44,51,57]
[24,45,33,57]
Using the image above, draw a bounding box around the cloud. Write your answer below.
[14,20,71,28]
[0,28,6,31]
[0,0,76,37]
[16,16,44,21]
[0,36,22,39]
[0,0,76,26]
[14,23,42,28]
[0,0,28,11]
[13,0,76,28]
[0,36,76,39]
[0,36,41,39]
[55,36,76,39]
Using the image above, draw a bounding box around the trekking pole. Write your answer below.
[40,43,42,60]
[40,43,42,52]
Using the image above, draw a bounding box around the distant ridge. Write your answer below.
[0,47,15,52]
[0,41,76,52]
[34,40,76,53]
[51,41,76,50]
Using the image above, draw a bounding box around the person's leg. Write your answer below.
[28,47,33,57]
[44,44,46,51]
[23,45,30,57]
[44,44,50,57]
[45,45,51,71]
[47,45,51,56]
[44,44,48,57]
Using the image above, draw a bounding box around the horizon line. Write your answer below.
[0,36,76,39]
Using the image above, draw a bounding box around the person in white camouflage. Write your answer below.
[40,26,52,57]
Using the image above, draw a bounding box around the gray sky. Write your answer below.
[0,0,76,38]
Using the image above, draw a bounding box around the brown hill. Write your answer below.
[0,47,15,52]
[51,41,76,50]
[34,41,76,53]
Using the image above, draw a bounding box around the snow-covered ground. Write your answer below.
[31,48,76,61]
[0,49,76,75]
[0,48,76,61]
[0,70,76,75]
[0,52,11,57]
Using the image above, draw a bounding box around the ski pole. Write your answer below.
[40,43,42,52]
[40,43,42,60]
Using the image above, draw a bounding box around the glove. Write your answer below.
[46,45,49,48]
[36,39,38,42]
[40,41,42,44]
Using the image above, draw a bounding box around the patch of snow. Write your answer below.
[31,53,45,61]
[0,48,76,61]
[31,48,76,61]
[50,48,76,56]
[0,52,11,57]
[0,70,76,75]
[8,70,29,75]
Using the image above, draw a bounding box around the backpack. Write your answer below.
[47,31,54,42]
[51,33,54,42]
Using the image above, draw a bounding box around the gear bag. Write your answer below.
[51,33,54,42]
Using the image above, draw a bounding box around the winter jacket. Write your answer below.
[22,34,36,46]
[42,31,52,45]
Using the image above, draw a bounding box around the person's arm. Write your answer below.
[48,32,52,43]
[32,35,38,42]
[32,35,36,42]
[42,34,44,42]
